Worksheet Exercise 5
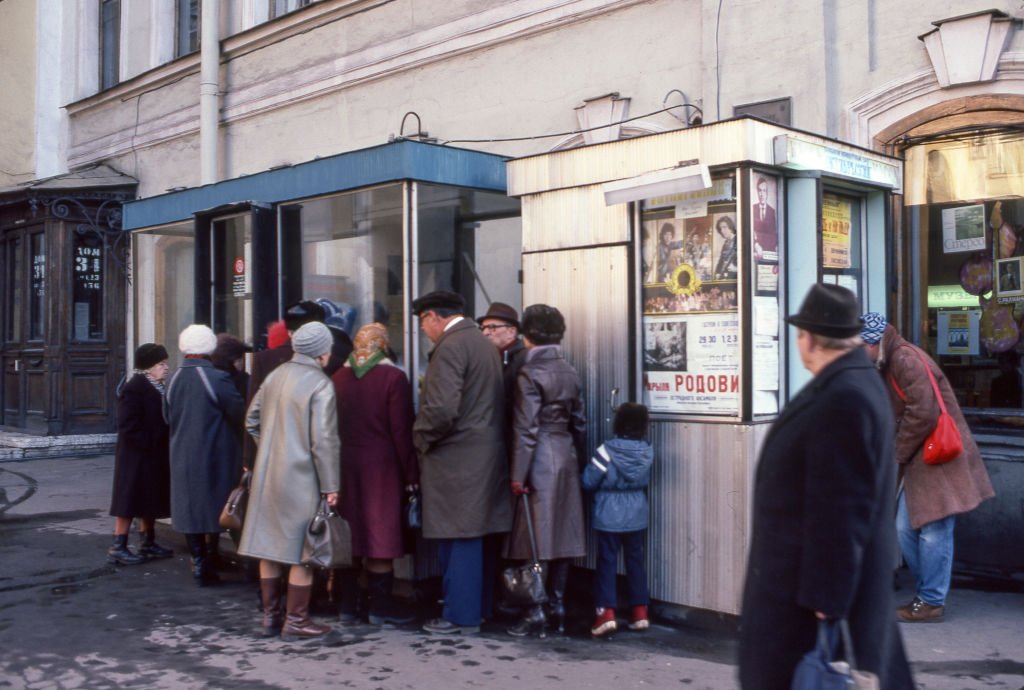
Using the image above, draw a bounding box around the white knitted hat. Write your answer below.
[292,322,333,358]
[178,324,218,355]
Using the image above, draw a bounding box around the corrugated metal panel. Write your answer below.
[522,185,629,251]
[646,420,769,614]
[508,120,777,197]
[523,245,631,453]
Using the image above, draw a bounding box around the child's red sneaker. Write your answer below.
[628,605,649,630]
[590,607,617,637]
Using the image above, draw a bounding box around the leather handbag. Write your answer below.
[300,497,352,569]
[501,493,548,607]
[913,349,963,465]
[218,468,252,531]
[791,619,878,690]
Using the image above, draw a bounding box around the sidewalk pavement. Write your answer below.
[1,454,1022,690]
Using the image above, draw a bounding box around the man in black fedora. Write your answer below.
[738,283,914,689]
[412,290,512,634]
[477,303,527,438]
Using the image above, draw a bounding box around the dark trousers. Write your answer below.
[593,529,649,609]
[437,537,493,626]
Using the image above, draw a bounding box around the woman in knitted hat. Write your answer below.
[164,324,247,586]
[330,323,418,626]
[107,343,174,566]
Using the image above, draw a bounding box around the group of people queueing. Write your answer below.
[106,292,655,641]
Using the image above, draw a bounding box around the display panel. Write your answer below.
[640,176,740,415]
[751,172,781,415]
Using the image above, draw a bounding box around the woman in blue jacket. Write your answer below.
[581,402,653,637]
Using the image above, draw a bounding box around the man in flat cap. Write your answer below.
[413,290,512,634]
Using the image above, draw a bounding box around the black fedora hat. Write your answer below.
[411,290,465,316]
[785,283,863,337]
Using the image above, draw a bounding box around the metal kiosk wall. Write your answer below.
[506,117,902,615]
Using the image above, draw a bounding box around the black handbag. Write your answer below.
[218,468,252,531]
[791,619,878,690]
[501,493,548,606]
[300,497,353,569]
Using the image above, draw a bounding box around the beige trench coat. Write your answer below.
[238,354,341,565]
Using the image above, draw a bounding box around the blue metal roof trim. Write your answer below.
[123,140,509,230]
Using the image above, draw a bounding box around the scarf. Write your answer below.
[143,371,166,394]
[347,322,390,379]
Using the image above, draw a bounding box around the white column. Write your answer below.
[200,0,220,184]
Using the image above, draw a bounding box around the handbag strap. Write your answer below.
[910,347,949,416]
[838,619,860,671]
[520,493,541,564]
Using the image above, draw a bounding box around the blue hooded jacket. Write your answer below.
[581,437,653,532]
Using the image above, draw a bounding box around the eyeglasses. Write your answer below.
[480,324,512,333]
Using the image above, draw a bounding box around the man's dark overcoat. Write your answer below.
[413,318,512,539]
[738,347,914,690]
[163,358,246,534]
[109,373,171,519]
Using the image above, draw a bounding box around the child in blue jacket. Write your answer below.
[581,402,653,637]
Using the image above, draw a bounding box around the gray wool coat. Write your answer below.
[413,318,512,540]
[163,358,246,534]
[880,325,995,528]
[238,354,341,565]
[505,345,587,560]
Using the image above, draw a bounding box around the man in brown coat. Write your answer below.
[861,313,995,622]
[413,290,511,634]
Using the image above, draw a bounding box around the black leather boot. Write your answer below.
[107,534,144,566]
[507,604,547,638]
[185,534,218,586]
[367,571,415,625]
[336,567,364,624]
[138,530,173,559]
[547,559,570,634]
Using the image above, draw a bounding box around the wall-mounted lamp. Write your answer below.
[602,161,711,206]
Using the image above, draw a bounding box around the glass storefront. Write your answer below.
[904,130,1024,419]
[133,222,195,364]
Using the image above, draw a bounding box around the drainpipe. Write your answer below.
[200,0,220,184]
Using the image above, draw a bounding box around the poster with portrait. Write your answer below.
[996,257,1024,298]
[751,173,779,262]
[642,313,739,414]
[710,212,738,280]
[643,218,685,284]
[682,218,714,280]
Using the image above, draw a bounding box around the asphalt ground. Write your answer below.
[1,455,1022,690]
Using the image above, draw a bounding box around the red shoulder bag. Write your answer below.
[889,348,963,465]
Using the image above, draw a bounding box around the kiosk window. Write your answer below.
[133,223,194,365]
[820,192,863,297]
[905,133,1024,413]
[640,176,740,415]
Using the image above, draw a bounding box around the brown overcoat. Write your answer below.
[413,318,512,539]
[880,325,994,529]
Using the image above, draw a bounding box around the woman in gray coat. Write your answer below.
[164,324,246,586]
[239,322,341,641]
[505,304,586,637]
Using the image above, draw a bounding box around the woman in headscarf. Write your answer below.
[332,323,419,625]
[107,343,174,565]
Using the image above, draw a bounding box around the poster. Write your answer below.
[751,173,779,261]
[821,194,852,269]
[940,204,986,254]
[936,310,980,356]
[996,257,1024,298]
[643,314,739,414]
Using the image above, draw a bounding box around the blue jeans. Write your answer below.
[593,530,649,609]
[437,537,487,626]
[896,489,955,606]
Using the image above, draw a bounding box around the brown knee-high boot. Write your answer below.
[259,578,284,637]
[281,584,331,641]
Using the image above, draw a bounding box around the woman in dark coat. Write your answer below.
[332,323,418,625]
[738,284,914,689]
[163,324,246,586]
[107,343,173,565]
[505,304,586,637]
